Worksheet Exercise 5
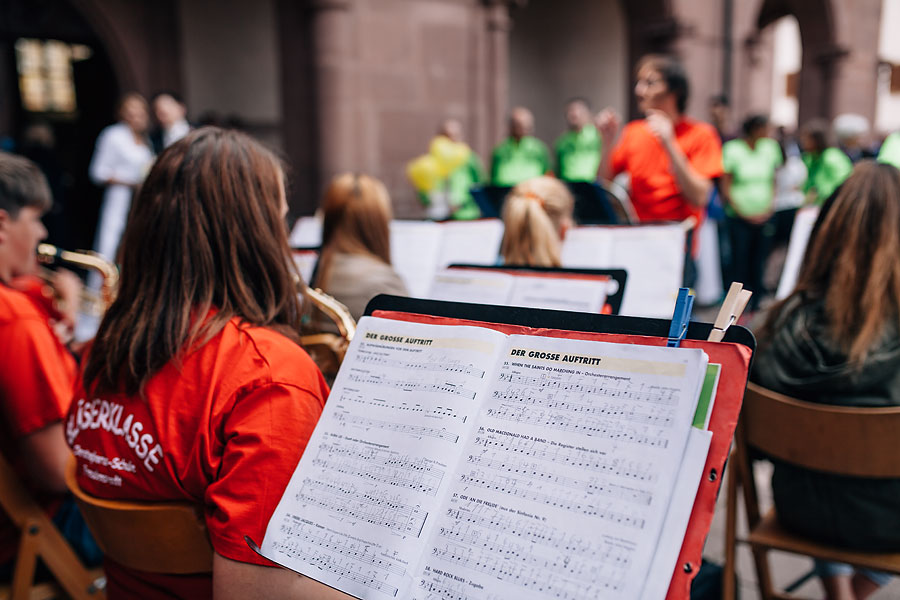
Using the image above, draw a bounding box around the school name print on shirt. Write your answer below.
[66,398,164,474]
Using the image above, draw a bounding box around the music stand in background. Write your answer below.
[471,181,635,226]
[447,263,627,315]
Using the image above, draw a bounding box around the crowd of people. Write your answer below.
[1,52,899,600]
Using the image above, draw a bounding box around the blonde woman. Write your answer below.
[314,173,407,319]
[499,176,575,267]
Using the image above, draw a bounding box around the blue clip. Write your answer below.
[667,287,694,348]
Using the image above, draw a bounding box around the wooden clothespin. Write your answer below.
[708,282,753,342]
[667,287,695,348]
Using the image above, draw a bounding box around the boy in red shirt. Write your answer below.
[595,55,723,285]
[0,152,98,572]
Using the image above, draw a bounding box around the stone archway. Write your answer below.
[755,0,843,123]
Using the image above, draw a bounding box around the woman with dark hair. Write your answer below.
[753,160,900,599]
[721,114,782,308]
[799,119,852,205]
[313,173,406,321]
[67,128,347,599]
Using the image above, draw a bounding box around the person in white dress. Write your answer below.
[89,93,154,265]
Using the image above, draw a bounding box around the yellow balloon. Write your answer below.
[406,155,442,192]
[429,136,470,177]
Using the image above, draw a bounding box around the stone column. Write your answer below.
[483,0,512,148]
[309,0,357,192]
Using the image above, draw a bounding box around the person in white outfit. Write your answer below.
[89,93,154,265]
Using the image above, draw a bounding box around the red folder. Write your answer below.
[372,309,752,599]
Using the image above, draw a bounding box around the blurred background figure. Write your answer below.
[554,98,600,183]
[150,91,190,154]
[500,175,574,268]
[721,114,782,309]
[596,54,722,287]
[753,161,900,600]
[833,113,875,163]
[88,93,153,267]
[490,107,550,187]
[709,94,734,143]
[313,173,407,321]
[436,118,485,220]
[799,119,852,205]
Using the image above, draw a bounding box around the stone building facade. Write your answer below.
[0,0,888,220]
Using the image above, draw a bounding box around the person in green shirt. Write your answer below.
[721,114,783,307]
[554,98,601,182]
[439,119,486,220]
[490,107,550,187]
[877,131,900,169]
[800,119,853,205]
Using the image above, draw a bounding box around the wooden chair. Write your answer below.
[724,382,900,600]
[65,460,213,575]
[0,453,104,600]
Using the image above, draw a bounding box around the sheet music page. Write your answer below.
[561,224,685,318]
[507,275,607,313]
[435,220,505,268]
[428,270,515,305]
[607,225,684,318]
[390,221,444,298]
[560,226,614,268]
[289,215,323,247]
[291,249,319,284]
[260,316,507,599]
[776,205,820,299]
[414,335,708,600]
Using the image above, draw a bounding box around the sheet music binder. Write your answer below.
[446,264,628,316]
[363,295,756,599]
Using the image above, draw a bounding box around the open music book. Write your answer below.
[257,313,718,600]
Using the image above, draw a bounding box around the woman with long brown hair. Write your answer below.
[499,175,574,267]
[67,128,347,599]
[313,173,406,319]
[753,160,900,599]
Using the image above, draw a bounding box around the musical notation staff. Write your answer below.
[472,434,657,483]
[497,372,678,406]
[417,579,501,600]
[347,372,477,399]
[465,453,652,506]
[338,391,468,423]
[296,478,428,536]
[458,471,646,528]
[430,542,623,600]
[333,410,460,443]
[435,522,603,583]
[356,351,486,379]
[491,389,674,427]
[270,538,399,597]
[313,441,446,496]
[442,506,631,567]
[485,405,669,448]
[276,520,407,576]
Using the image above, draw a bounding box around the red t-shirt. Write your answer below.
[65,318,329,599]
[0,282,76,564]
[610,118,723,223]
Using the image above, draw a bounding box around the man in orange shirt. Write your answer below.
[0,152,97,573]
[595,55,722,284]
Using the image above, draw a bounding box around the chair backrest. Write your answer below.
[65,460,213,574]
[742,382,900,478]
[0,453,103,600]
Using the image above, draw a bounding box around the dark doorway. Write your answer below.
[0,0,119,250]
